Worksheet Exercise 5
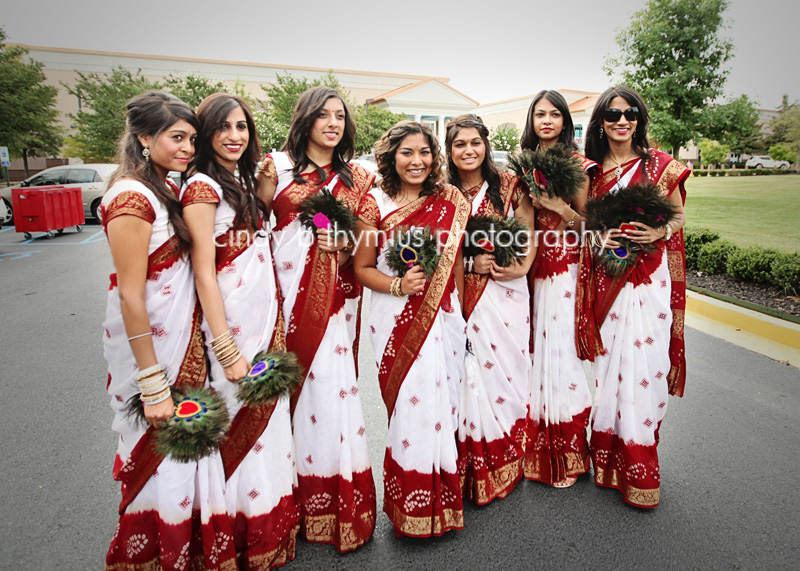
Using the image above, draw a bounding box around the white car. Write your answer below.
[1,163,119,225]
[745,155,790,169]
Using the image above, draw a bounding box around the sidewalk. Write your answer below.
[686,290,800,368]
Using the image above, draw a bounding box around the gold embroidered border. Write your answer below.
[104,191,156,225]
[240,525,298,569]
[523,450,590,482]
[594,465,660,507]
[182,180,220,205]
[465,458,523,504]
[383,498,464,537]
[301,510,376,552]
[260,155,279,186]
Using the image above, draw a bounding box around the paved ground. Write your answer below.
[1,224,799,570]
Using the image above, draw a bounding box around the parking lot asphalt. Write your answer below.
[1,224,799,570]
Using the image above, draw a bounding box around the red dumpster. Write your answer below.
[12,186,85,239]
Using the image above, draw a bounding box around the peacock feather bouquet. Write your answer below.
[236,350,303,405]
[507,144,586,202]
[385,225,441,279]
[125,387,230,463]
[463,215,530,267]
[583,182,678,277]
[297,187,357,237]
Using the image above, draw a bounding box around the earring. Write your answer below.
[633,129,637,137]
[142,147,151,162]
[599,127,604,139]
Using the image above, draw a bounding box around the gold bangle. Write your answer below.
[565,211,580,228]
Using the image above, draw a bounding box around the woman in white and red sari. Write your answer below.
[102,92,237,570]
[354,121,471,537]
[444,114,535,504]
[520,90,598,488]
[257,86,376,553]
[182,93,298,568]
[577,85,689,508]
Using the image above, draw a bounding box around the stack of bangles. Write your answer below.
[211,329,242,368]
[136,363,171,405]
[390,276,404,297]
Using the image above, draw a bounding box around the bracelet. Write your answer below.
[341,236,355,253]
[663,224,673,241]
[141,386,172,405]
[135,364,170,402]
[465,257,474,273]
[210,329,242,368]
[128,331,152,341]
[565,211,580,228]
[390,276,404,297]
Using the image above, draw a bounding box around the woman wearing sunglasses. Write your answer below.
[519,90,598,489]
[577,85,689,508]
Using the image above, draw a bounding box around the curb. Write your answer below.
[686,291,800,367]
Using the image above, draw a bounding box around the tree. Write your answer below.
[702,94,761,156]
[163,73,230,109]
[769,95,800,166]
[252,110,289,153]
[490,125,520,153]
[352,105,406,155]
[768,143,794,163]
[66,67,160,162]
[605,0,733,156]
[697,139,730,167]
[0,29,63,176]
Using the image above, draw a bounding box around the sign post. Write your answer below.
[0,146,10,187]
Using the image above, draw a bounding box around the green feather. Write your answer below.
[463,215,530,267]
[156,387,230,463]
[384,225,441,279]
[297,188,357,235]
[507,144,585,201]
[236,350,303,405]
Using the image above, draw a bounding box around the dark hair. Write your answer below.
[584,85,651,165]
[109,90,197,253]
[374,120,444,199]
[520,90,577,152]
[445,114,503,212]
[282,86,354,188]
[192,93,265,231]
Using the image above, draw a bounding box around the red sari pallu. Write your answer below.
[262,153,377,553]
[102,180,237,571]
[458,172,530,504]
[358,183,471,537]
[182,174,299,569]
[575,149,689,507]
[525,154,598,486]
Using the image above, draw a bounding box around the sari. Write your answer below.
[358,183,471,537]
[261,153,376,553]
[458,172,530,504]
[575,148,689,507]
[525,155,597,486]
[181,174,299,569]
[102,180,237,570]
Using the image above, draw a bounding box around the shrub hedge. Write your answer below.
[684,226,800,295]
[692,168,796,177]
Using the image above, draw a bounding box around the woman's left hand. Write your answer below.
[316,228,351,252]
[489,260,525,282]
[623,221,664,244]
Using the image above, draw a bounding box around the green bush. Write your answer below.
[771,253,800,295]
[684,227,720,269]
[697,240,738,274]
[693,170,709,177]
[726,247,780,284]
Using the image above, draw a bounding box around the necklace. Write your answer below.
[609,150,635,181]
[462,179,484,200]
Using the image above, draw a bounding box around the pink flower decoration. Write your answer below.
[313,212,331,229]
[635,207,645,214]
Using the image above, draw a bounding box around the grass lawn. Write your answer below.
[684,174,800,253]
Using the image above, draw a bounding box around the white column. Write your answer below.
[438,116,445,140]
[414,114,422,123]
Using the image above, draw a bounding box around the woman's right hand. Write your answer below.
[401,265,426,295]
[472,253,494,274]
[144,395,175,428]
[598,228,623,249]
[224,355,251,383]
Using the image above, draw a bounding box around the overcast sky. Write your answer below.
[3,0,797,109]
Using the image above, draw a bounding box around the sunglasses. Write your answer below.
[603,107,639,123]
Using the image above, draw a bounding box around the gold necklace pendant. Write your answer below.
[614,165,623,180]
